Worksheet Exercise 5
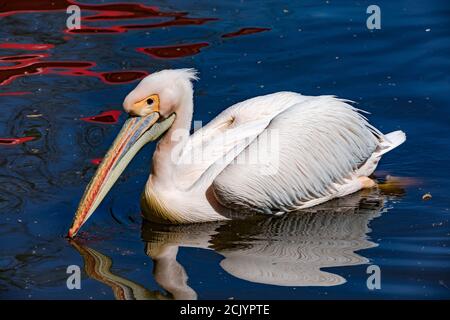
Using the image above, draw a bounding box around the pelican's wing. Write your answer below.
[174,92,307,189]
[212,95,383,214]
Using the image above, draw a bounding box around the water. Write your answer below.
[1,0,449,299]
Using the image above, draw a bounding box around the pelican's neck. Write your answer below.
[150,87,193,188]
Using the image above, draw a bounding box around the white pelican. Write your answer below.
[68,68,405,237]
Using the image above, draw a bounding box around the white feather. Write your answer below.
[212,94,384,213]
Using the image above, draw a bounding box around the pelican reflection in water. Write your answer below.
[71,187,397,300]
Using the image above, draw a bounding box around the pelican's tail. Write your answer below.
[355,130,406,178]
[379,130,406,156]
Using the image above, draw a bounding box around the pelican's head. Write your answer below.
[68,69,197,238]
[123,68,197,118]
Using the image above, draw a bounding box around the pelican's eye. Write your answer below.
[133,94,160,114]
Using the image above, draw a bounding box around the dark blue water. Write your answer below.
[1,0,449,299]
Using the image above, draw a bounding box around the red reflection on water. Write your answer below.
[0,53,49,62]
[65,26,126,34]
[99,71,148,84]
[0,43,55,50]
[0,1,215,34]
[90,158,103,165]
[123,16,218,30]
[67,16,218,34]
[222,27,271,38]
[0,1,211,83]
[84,10,142,21]
[0,136,35,145]
[0,0,72,17]
[0,52,146,85]
[137,42,209,59]
[80,110,122,124]
[0,55,95,86]
[45,67,147,84]
[0,0,164,18]
[0,91,32,96]
[81,3,182,21]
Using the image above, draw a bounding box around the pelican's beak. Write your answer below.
[68,112,176,238]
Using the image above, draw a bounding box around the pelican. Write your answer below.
[68,68,405,237]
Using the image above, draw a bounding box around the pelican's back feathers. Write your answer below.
[212,95,386,214]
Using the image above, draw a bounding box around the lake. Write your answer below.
[0,0,449,299]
